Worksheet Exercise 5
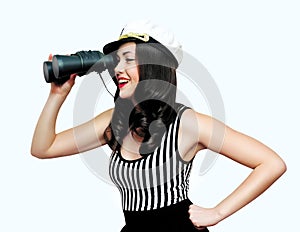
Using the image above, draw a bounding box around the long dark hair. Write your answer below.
[105,42,178,156]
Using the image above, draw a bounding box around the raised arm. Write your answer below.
[31,95,113,159]
[31,55,113,159]
[182,110,287,228]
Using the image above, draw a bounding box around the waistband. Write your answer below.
[122,199,209,232]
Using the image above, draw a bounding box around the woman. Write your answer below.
[31,20,286,231]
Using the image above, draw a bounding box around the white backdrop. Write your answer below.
[0,0,299,231]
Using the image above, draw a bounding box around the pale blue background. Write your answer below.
[0,0,299,231]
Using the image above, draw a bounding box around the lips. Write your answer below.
[117,77,130,89]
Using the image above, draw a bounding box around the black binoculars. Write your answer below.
[43,50,115,84]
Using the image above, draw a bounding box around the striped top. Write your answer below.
[109,104,194,211]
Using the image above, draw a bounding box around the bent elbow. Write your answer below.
[273,157,287,178]
[31,152,45,159]
[30,148,49,159]
[279,159,287,176]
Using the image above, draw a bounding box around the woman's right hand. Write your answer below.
[31,54,78,158]
[48,54,76,97]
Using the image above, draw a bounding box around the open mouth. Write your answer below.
[118,78,129,88]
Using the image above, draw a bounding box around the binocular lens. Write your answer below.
[43,50,115,84]
[43,61,57,83]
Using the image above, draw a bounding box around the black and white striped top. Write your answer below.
[109,104,194,211]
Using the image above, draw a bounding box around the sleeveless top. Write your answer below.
[109,104,194,212]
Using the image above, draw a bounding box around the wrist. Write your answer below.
[49,87,71,98]
[46,92,69,109]
[213,206,228,223]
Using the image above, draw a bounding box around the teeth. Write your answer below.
[118,79,129,84]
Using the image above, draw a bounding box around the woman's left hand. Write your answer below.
[188,204,221,229]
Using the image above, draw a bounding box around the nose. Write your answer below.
[114,60,125,75]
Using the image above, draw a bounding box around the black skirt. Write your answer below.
[120,199,209,232]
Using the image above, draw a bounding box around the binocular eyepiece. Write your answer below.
[43,50,115,84]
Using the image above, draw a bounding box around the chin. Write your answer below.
[119,91,134,100]
[118,85,137,100]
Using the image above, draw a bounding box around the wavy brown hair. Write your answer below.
[105,41,178,156]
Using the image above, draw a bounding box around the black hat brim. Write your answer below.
[103,36,178,67]
[103,38,140,55]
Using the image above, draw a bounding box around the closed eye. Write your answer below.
[126,58,136,63]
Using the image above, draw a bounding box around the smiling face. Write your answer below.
[114,42,139,99]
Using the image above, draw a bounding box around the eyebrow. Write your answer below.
[117,50,135,57]
[123,51,132,56]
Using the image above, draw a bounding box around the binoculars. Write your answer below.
[43,50,115,84]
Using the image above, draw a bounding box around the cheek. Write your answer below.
[128,66,139,83]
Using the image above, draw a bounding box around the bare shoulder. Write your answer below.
[180,108,212,137]
[177,108,208,160]
[180,108,226,149]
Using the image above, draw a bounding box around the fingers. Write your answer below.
[189,204,206,230]
[48,53,53,61]
[70,73,77,79]
[189,204,219,230]
[189,204,200,216]
[189,204,200,227]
